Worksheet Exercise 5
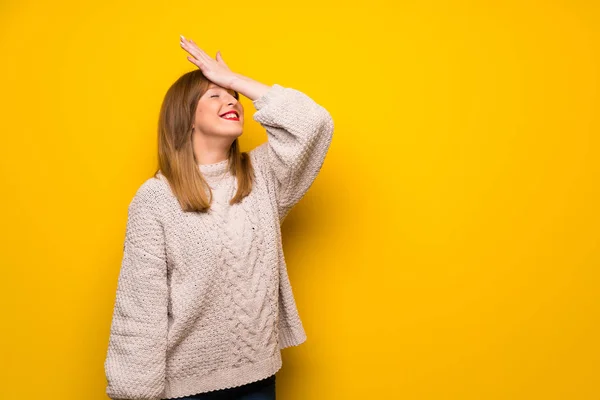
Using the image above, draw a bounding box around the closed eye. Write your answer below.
[208,91,239,100]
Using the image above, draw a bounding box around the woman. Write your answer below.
[103,35,334,400]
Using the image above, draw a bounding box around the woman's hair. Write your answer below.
[153,69,255,213]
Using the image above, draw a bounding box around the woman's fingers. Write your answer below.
[179,35,235,85]
[180,41,207,62]
[180,36,212,63]
[186,55,202,68]
[215,51,230,70]
[189,42,212,64]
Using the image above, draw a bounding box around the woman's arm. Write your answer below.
[104,185,168,400]
[230,74,271,102]
[250,84,335,223]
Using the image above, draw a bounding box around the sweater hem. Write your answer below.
[161,351,282,399]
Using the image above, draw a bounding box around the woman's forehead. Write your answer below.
[207,83,227,91]
[205,84,237,98]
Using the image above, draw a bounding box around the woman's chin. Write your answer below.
[222,129,243,138]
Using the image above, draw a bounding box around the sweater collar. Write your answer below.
[198,159,230,178]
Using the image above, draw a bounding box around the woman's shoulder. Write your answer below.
[248,142,269,173]
[248,142,268,160]
[129,173,172,212]
[248,143,276,185]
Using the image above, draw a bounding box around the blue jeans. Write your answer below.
[169,374,276,400]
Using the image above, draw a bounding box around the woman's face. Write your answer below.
[193,82,244,138]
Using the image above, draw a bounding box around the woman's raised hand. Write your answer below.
[179,35,240,89]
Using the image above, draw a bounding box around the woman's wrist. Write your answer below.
[229,74,271,102]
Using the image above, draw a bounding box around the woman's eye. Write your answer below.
[210,95,219,98]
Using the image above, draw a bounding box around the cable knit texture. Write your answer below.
[104,83,334,400]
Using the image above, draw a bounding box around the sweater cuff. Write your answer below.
[252,83,286,110]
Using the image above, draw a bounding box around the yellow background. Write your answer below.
[1,0,599,399]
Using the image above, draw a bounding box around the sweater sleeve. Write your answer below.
[104,187,168,400]
[251,84,334,223]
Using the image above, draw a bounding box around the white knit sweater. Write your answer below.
[104,83,334,399]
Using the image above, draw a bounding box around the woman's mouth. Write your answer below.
[220,111,240,121]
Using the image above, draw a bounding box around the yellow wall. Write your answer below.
[1,0,599,399]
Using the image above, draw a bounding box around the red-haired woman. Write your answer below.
[103,35,334,400]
